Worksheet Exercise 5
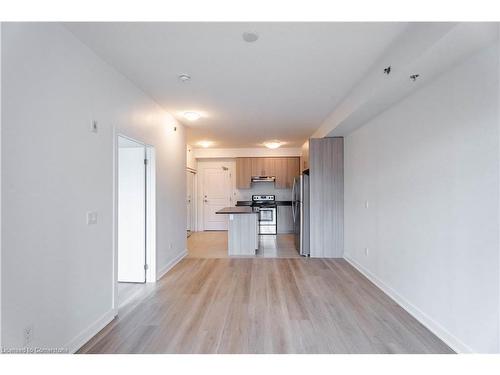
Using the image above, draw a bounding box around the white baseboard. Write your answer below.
[344,255,473,354]
[66,308,117,354]
[157,250,187,281]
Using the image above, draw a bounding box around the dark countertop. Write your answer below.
[216,206,258,214]
[236,200,292,207]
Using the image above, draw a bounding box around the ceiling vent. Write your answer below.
[178,74,191,82]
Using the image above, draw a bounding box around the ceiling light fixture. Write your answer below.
[178,74,191,82]
[264,140,283,149]
[183,112,201,121]
[242,31,259,43]
[198,140,213,148]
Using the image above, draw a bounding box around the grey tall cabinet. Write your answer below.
[309,137,344,258]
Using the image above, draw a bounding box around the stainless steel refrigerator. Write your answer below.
[292,171,310,256]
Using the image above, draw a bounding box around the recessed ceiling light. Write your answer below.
[178,74,191,82]
[183,112,201,121]
[198,140,213,148]
[242,31,259,43]
[264,140,283,149]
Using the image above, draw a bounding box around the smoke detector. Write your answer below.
[242,32,259,43]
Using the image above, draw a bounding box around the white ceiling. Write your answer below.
[317,22,499,137]
[65,22,408,148]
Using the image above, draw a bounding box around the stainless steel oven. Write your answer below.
[252,195,277,235]
[258,207,276,234]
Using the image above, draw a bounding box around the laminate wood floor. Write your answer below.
[117,282,150,309]
[78,258,453,354]
[187,231,301,258]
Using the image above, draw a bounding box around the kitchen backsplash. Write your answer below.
[235,181,292,201]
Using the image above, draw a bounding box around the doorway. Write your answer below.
[116,135,156,308]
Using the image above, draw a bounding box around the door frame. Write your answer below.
[186,168,197,232]
[112,132,156,311]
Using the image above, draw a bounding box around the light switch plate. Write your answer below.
[87,211,98,225]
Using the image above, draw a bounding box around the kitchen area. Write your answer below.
[187,138,343,258]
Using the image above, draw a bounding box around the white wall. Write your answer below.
[1,23,186,351]
[344,45,499,353]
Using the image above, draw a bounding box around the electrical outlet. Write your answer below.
[365,247,369,256]
[364,200,369,209]
[169,243,173,249]
[23,325,34,347]
[87,211,98,225]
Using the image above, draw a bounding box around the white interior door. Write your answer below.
[118,138,146,283]
[186,171,195,232]
[203,167,230,230]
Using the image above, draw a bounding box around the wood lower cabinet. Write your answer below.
[236,156,300,189]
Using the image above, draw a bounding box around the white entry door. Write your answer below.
[118,137,146,283]
[203,167,231,230]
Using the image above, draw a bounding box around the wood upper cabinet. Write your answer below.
[263,158,276,177]
[236,156,300,189]
[274,158,288,189]
[251,158,265,177]
[252,157,277,176]
[301,140,310,171]
[236,158,252,189]
[286,157,300,188]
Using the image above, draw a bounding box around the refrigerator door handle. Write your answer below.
[291,178,297,223]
